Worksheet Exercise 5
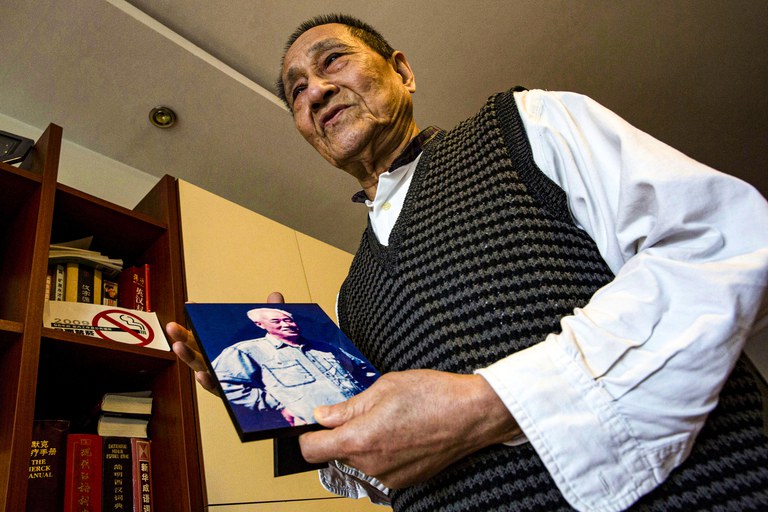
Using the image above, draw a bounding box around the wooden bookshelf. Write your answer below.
[0,124,205,511]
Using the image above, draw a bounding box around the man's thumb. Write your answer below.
[313,402,349,428]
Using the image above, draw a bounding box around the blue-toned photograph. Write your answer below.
[186,303,380,441]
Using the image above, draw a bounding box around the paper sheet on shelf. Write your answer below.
[43,301,170,351]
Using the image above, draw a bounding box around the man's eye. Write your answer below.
[325,53,342,66]
[292,86,305,100]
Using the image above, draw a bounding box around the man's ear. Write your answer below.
[392,51,416,93]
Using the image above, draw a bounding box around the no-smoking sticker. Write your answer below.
[43,301,170,351]
[93,309,155,346]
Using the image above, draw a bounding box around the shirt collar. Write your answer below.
[266,333,303,349]
[351,126,442,204]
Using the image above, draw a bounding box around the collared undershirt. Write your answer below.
[352,126,442,246]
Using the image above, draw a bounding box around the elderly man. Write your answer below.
[168,13,768,512]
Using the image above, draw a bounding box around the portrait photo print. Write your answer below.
[185,303,380,441]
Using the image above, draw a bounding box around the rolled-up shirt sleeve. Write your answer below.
[477,90,768,511]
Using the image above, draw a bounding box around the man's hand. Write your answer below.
[166,291,286,394]
[299,369,522,489]
[166,321,220,394]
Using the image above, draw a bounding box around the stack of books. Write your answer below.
[95,391,153,438]
[47,236,123,305]
[46,236,152,311]
[26,392,155,511]
[63,434,153,512]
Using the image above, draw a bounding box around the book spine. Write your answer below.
[131,438,153,512]
[45,265,53,300]
[102,437,133,511]
[65,263,101,303]
[118,265,149,311]
[53,263,66,300]
[144,264,151,312]
[102,279,118,306]
[26,419,70,512]
[77,265,96,304]
[64,262,79,302]
[63,433,103,512]
[94,268,103,305]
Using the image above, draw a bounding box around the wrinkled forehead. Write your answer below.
[249,308,294,323]
[264,311,293,321]
[282,23,354,76]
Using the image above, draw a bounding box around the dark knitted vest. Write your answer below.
[338,89,768,511]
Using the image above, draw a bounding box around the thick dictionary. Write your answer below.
[26,419,70,512]
[118,264,150,311]
[63,433,103,512]
[102,437,133,511]
[131,438,153,512]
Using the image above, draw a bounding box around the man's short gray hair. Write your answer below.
[246,307,293,324]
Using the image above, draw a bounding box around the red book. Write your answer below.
[63,433,103,512]
[131,438,153,512]
[118,264,151,311]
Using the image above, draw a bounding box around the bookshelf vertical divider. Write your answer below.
[0,124,205,511]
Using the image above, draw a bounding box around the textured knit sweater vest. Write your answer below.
[338,89,768,511]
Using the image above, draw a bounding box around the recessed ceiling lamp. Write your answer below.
[149,106,177,128]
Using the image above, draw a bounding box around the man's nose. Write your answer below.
[307,77,337,110]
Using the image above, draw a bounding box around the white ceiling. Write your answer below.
[1,0,766,253]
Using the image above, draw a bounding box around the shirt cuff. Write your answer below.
[476,337,658,512]
[318,461,391,505]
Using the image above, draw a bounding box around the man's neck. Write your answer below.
[266,333,303,347]
[345,123,421,201]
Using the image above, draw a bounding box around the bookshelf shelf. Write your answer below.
[52,184,167,265]
[0,124,205,511]
[40,327,177,362]
[0,319,24,334]
[0,161,43,182]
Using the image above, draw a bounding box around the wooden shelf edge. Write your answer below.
[0,162,43,183]
[0,318,24,334]
[40,327,176,360]
[56,182,168,229]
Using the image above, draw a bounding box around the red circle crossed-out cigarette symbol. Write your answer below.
[92,310,155,346]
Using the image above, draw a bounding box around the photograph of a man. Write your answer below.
[208,305,379,433]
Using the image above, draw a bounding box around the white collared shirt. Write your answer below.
[322,89,768,511]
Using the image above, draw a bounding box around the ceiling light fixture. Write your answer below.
[149,106,177,128]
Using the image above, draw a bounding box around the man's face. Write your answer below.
[281,23,416,170]
[255,311,300,342]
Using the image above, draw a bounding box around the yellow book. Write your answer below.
[64,262,79,302]
[64,263,101,303]
[94,268,102,305]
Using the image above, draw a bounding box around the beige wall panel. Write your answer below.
[178,180,310,303]
[178,180,385,510]
[295,232,354,321]
[195,389,337,504]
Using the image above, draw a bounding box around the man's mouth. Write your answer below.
[320,105,347,130]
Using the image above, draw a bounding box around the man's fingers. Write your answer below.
[267,291,285,303]
[195,370,220,395]
[171,341,208,373]
[166,321,194,344]
[166,322,208,372]
[313,402,351,428]
[299,428,346,464]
